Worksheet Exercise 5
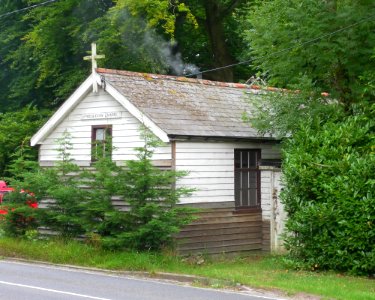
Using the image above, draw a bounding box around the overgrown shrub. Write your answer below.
[33,132,89,238]
[0,190,39,237]
[282,106,375,275]
[4,128,195,251]
[78,157,121,239]
[101,129,195,251]
[0,144,41,237]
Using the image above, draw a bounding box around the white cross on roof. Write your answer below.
[84,43,105,92]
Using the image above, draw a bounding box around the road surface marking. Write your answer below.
[1,260,286,300]
[0,280,112,300]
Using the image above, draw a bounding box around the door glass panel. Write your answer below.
[241,151,248,168]
[95,128,105,141]
[249,189,257,206]
[249,172,257,188]
[249,151,257,167]
[234,149,260,209]
[234,151,241,168]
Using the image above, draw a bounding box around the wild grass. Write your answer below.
[0,237,373,300]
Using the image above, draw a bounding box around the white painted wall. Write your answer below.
[270,170,286,252]
[175,141,281,204]
[260,169,273,220]
[259,167,285,252]
[38,90,171,166]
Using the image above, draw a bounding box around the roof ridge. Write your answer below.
[96,68,265,91]
[96,68,329,96]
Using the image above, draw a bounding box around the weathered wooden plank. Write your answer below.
[178,237,262,250]
[176,205,264,255]
[177,232,261,244]
[179,220,262,232]
[190,214,262,225]
[179,201,235,209]
[192,209,260,218]
[176,225,262,238]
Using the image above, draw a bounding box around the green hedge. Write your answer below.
[282,109,375,275]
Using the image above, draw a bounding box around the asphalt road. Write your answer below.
[0,260,284,300]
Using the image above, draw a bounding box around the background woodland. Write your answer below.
[0,0,374,274]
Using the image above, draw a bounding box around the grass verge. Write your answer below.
[0,237,373,300]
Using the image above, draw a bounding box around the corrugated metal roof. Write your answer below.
[97,68,272,140]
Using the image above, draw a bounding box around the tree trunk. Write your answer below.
[203,0,236,82]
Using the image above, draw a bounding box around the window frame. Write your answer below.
[91,125,112,162]
[234,149,261,211]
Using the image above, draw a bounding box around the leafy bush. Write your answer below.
[4,128,195,251]
[282,105,375,275]
[32,133,88,238]
[102,129,195,251]
[0,191,39,237]
[0,106,50,177]
[0,144,40,237]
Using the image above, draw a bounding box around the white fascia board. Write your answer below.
[30,75,94,146]
[104,82,170,143]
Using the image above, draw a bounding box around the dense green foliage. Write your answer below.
[0,191,39,237]
[282,106,375,275]
[0,106,50,177]
[243,87,340,138]
[0,0,113,110]
[0,0,251,113]
[246,0,375,274]
[1,130,194,251]
[245,0,375,107]
[108,0,252,81]
[101,130,195,250]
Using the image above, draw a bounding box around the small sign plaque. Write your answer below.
[81,112,121,120]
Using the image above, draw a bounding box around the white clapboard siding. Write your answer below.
[176,141,281,204]
[181,171,234,178]
[177,165,233,172]
[39,90,171,164]
[178,177,234,185]
[41,143,92,150]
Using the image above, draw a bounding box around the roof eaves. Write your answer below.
[30,75,95,146]
[167,134,279,143]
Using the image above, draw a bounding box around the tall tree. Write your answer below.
[0,0,251,112]
[0,1,32,110]
[0,0,114,111]
[244,0,375,274]
[244,0,375,107]
[202,0,243,81]
[113,0,251,81]
[0,106,50,177]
